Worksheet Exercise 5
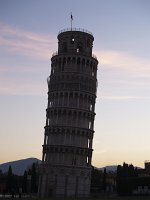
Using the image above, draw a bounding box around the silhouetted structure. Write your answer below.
[38,28,98,198]
[117,163,138,195]
[0,161,39,197]
[145,161,150,175]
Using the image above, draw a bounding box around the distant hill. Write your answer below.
[0,158,41,176]
[99,165,118,172]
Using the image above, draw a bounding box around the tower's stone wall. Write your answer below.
[38,28,98,198]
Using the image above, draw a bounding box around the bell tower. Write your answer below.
[38,28,98,198]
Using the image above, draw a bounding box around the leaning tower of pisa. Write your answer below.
[38,28,98,198]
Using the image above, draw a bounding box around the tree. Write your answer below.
[22,170,27,193]
[31,163,37,193]
[7,166,14,193]
[123,162,128,178]
[91,167,103,193]
[117,162,138,195]
[128,164,135,177]
[102,168,107,191]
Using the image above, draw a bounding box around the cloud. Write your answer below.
[94,49,150,100]
[1,22,150,98]
[0,22,57,96]
[0,22,57,60]
[0,75,47,96]
[95,49,150,77]
[101,95,150,101]
[94,149,108,155]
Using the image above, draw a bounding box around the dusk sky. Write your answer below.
[0,0,150,168]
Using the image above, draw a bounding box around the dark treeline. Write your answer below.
[117,162,138,195]
[0,162,39,195]
[91,166,107,193]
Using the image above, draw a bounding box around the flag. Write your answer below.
[71,13,73,20]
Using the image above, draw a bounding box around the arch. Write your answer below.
[82,58,85,65]
[72,57,76,64]
[67,57,71,64]
[63,57,66,64]
[77,57,81,65]
[86,59,89,66]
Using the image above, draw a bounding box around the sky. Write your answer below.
[0,0,150,168]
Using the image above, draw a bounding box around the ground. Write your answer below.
[0,195,150,200]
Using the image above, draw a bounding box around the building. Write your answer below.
[38,28,98,198]
[106,173,117,193]
[132,161,150,195]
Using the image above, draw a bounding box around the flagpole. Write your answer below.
[71,12,73,30]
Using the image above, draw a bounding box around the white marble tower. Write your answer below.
[38,28,98,198]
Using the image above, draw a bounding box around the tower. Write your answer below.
[38,28,98,198]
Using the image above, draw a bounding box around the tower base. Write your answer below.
[38,164,91,198]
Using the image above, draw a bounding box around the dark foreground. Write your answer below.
[1,197,150,200]
[1,194,150,200]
